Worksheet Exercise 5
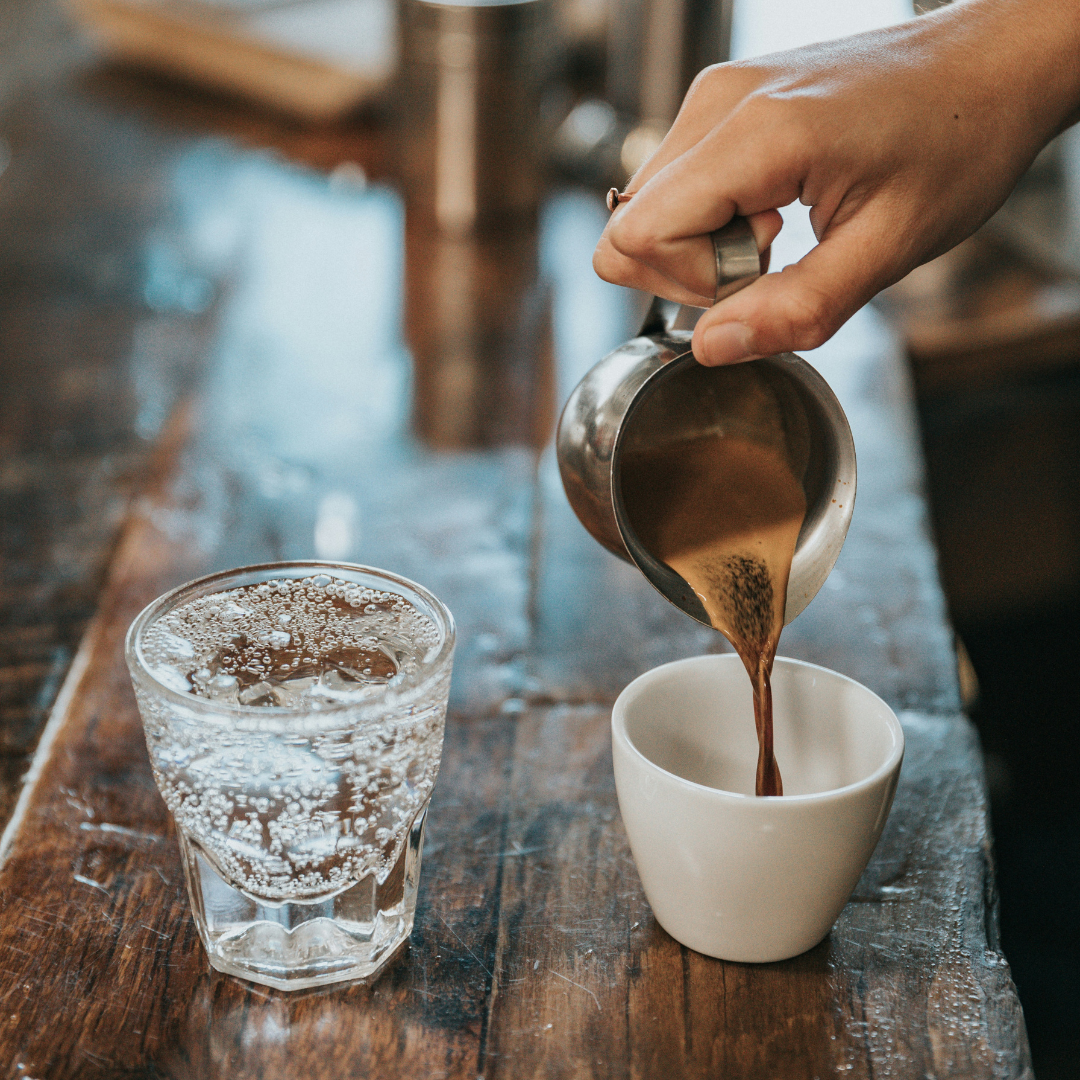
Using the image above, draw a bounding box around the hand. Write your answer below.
[593,0,1080,365]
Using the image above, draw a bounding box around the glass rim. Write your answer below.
[125,560,456,720]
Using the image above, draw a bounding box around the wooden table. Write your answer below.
[0,7,1032,1077]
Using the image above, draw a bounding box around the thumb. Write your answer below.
[690,214,897,365]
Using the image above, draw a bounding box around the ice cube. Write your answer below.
[268,676,320,708]
[239,681,275,706]
[157,631,195,660]
[205,674,240,703]
[152,664,192,694]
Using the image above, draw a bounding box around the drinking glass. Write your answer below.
[125,561,455,990]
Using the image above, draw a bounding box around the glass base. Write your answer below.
[177,808,428,991]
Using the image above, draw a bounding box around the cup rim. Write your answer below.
[612,654,904,804]
[125,560,456,721]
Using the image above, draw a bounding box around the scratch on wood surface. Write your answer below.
[547,968,601,1012]
[79,823,164,844]
[508,1022,555,1036]
[500,842,542,858]
[438,914,494,980]
[18,907,65,929]
[65,797,94,818]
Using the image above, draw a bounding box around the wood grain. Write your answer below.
[0,569,1031,1077]
[482,702,1028,1079]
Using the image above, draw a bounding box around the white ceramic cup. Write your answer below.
[612,655,904,963]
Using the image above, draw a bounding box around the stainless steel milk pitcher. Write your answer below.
[555,218,856,628]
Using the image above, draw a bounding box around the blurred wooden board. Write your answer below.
[876,218,1080,622]
[877,226,1080,396]
[68,0,395,120]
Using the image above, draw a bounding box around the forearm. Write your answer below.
[915,0,1080,146]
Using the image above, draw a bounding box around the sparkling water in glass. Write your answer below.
[125,562,455,990]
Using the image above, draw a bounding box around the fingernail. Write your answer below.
[700,322,756,365]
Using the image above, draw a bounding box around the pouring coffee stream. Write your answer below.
[620,423,807,796]
[617,359,809,796]
[557,213,856,796]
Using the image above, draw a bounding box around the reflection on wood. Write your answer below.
[406,216,555,449]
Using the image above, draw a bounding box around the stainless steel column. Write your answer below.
[399,0,557,233]
[606,0,733,131]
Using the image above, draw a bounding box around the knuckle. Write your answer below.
[679,63,775,131]
[606,214,659,262]
[730,88,778,126]
[592,244,620,284]
[728,94,813,169]
[686,62,724,100]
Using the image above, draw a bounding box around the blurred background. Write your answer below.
[1,0,1078,1072]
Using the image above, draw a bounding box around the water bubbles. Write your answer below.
[141,573,439,709]
[157,631,195,659]
[135,573,448,900]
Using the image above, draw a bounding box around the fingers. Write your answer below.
[594,210,783,306]
[690,213,897,365]
[593,238,715,307]
[747,211,783,264]
[593,64,787,302]
[630,111,805,237]
[601,113,806,299]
